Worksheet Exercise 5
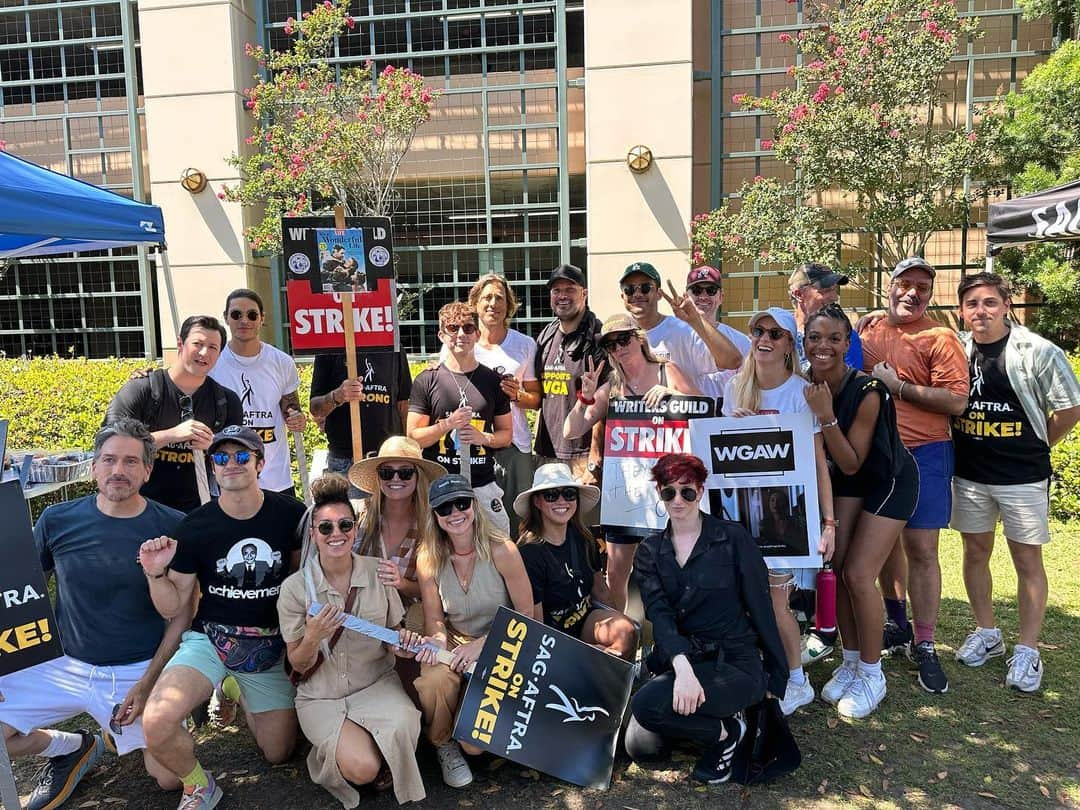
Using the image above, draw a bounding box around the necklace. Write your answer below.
[451,546,476,557]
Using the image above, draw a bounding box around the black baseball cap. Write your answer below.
[547,264,586,288]
[788,263,849,291]
[208,425,264,454]
[429,474,475,509]
[890,256,937,281]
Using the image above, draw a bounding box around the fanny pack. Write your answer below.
[202,622,285,673]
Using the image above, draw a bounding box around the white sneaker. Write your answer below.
[801,634,835,667]
[779,676,815,716]
[435,741,473,788]
[821,662,858,705]
[956,630,1005,667]
[837,671,886,719]
[1005,646,1043,692]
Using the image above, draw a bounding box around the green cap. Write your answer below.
[620,261,661,285]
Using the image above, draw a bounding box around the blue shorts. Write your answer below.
[906,440,954,530]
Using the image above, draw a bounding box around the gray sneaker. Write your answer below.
[1005,647,1043,692]
[27,731,105,810]
[956,630,1005,667]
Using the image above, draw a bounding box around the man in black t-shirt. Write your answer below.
[309,347,412,496]
[106,315,243,513]
[951,273,1080,693]
[138,426,304,807]
[408,301,513,534]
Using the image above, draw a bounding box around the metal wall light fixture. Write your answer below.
[627,145,653,174]
[180,168,208,194]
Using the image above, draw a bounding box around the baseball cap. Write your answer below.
[748,307,799,340]
[600,313,638,337]
[547,264,586,288]
[208,425,264,454]
[890,256,937,281]
[788,263,849,291]
[428,474,475,509]
[686,266,722,287]
[619,261,662,285]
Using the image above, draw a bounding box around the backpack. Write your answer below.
[149,369,230,432]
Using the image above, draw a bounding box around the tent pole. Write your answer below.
[158,249,180,347]
[986,244,994,273]
[138,245,158,359]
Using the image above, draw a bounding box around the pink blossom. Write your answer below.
[753,175,764,182]
[926,21,940,34]
[244,135,255,145]
[382,65,395,77]
[786,65,797,76]
[245,100,255,109]
[783,122,796,134]
[834,46,844,57]
[812,83,829,104]
[323,0,332,8]
[778,32,793,43]
[707,230,717,238]
[692,251,704,263]
[374,125,384,136]
[807,60,825,70]
[967,131,978,142]
[420,88,433,103]
[217,191,226,200]
[791,103,809,121]
[920,9,931,18]
[859,46,870,57]
[874,35,886,45]
[357,111,368,121]
[295,109,306,119]
[298,80,308,90]
[732,93,746,104]
[859,29,870,40]
[731,234,743,243]
[401,83,413,99]
[761,139,773,149]
[889,129,900,138]
[828,34,838,44]
[834,85,845,94]
[284,17,295,33]
[345,15,355,29]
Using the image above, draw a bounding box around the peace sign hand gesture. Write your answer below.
[660,280,704,329]
[579,355,602,401]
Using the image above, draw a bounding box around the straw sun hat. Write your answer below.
[512,462,600,519]
[347,435,447,496]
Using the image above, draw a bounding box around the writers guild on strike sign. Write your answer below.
[0,480,64,676]
[599,395,715,538]
[452,607,633,789]
[689,412,823,571]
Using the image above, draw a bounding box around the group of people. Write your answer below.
[2,255,1078,810]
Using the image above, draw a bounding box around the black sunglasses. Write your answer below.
[659,486,699,503]
[178,394,193,422]
[540,487,579,503]
[109,703,124,736]
[316,518,356,536]
[434,497,474,517]
[621,283,654,297]
[689,284,720,296]
[600,332,635,352]
[228,309,260,321]
[210,450,254,466]
[750,326,789,341]
[378,466,416,481]
[443,323,477,335]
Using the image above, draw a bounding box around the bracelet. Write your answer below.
[897,381,907,401]
[576,390,596,406]
[823,519,838,528]
[330,388,342,406]
[821,418,839,429]
[145,566,169,579]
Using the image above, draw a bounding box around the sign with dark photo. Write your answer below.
[452,607,633,789]
[281,216,398,353]
[600,395,715,537]
[0,480,63,676]
[690,413,822,570]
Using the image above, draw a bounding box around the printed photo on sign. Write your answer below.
[689,413,822,570]
[315,227,372,293]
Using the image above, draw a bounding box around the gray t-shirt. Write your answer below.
[35,495,184,665]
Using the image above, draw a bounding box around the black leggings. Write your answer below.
[625,652,765,761]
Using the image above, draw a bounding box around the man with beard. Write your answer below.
[0,419,189,809]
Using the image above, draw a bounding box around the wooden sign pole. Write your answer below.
[335,205,363,463]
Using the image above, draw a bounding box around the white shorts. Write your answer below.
[0,655,151,755]
[950,476,1051,546]
[473,480,510,536]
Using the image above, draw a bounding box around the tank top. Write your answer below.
[830,370,910,490]
[436,553,510,639]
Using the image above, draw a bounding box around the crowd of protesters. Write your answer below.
[2,258,1078,810]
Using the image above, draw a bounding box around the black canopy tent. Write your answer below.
[986,179,1080,270]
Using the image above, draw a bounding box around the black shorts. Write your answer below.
[601,529,645,546]
[862,454,919,522]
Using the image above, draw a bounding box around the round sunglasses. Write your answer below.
[434,497,474,517]
[210,449,254,466]
[378,466,416,481]
[315,518,356,536]
[659,486,699,503]
[228,309,260,321]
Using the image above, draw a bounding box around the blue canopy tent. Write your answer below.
[0,150,180,354]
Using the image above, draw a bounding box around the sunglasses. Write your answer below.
[750,326,789,341]
[228,309,260,321]
[210,449,254,466]
[540,487,579,503]
[316,518,356,536]
[892,278,933,296]
[621,283,654,297]
[378,466,416,481]
[434,497,474,517]
[659,486,699,503]
[600,332,635,352]
[689,284,720,296]
[178,394,194,422]
[110,703,124,736]
[443,323,477,335]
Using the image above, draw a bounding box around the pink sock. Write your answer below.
[914,622,935,645]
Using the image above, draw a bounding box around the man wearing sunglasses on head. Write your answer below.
[138,425,305,809]
[789,262,864,371]
[106,315,243,513]
[208,289,305,498]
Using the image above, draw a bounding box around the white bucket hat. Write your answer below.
[512,462,601,519]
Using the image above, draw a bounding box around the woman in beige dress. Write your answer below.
[277,474,426,808]
[413,474,534,789]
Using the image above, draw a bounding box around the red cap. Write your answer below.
[686,266,722,287]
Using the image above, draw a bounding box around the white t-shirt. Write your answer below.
[439,329,537,453]
[721,372,820,432]
[210,343,301,492]
[645,316,718,384]
[717,321,752,359]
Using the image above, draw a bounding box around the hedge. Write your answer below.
[4,355,1080,520]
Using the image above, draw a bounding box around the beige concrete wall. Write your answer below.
[584,0,694,319]
[139,0,269,351]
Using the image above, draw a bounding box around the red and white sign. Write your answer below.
[285,278,396,352]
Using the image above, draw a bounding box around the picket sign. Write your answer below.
[334,205,365,464]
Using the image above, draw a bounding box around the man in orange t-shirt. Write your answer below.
[859,257,969,696]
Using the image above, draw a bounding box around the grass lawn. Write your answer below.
[11,524,1080,808]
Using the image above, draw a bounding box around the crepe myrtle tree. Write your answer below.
[221,0,438,254]
[692,0,1003,274]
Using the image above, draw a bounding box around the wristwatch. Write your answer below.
[586,461,600,474]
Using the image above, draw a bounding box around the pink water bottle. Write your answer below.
[815,564,837,635]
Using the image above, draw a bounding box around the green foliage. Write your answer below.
[1017,0,1079,41]
[1050,354,1080,520]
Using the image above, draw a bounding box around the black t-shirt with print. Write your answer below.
[519,527,598,633]
[105,371,243,513]
[170,491,305,630]
[953,333,1050,485]
[408,362,510,488]
[311,348,413,460]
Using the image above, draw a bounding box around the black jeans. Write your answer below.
[626,649,765,761]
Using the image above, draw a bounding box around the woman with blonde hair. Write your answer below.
[413,475,533,789]
[277,473,425,808]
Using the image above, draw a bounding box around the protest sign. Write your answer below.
[0,480,63,677]
[281,216,398,353]
[452,607,633,789]
[599,395,715,537]
[689,413,822,569]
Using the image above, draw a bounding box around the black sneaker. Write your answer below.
[691,714,747,784]
[27,730,105,810]
[881,619,913,656]
[908,640,949,694]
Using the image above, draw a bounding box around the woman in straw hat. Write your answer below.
[514,462,638,660]
[277,473,426,808]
